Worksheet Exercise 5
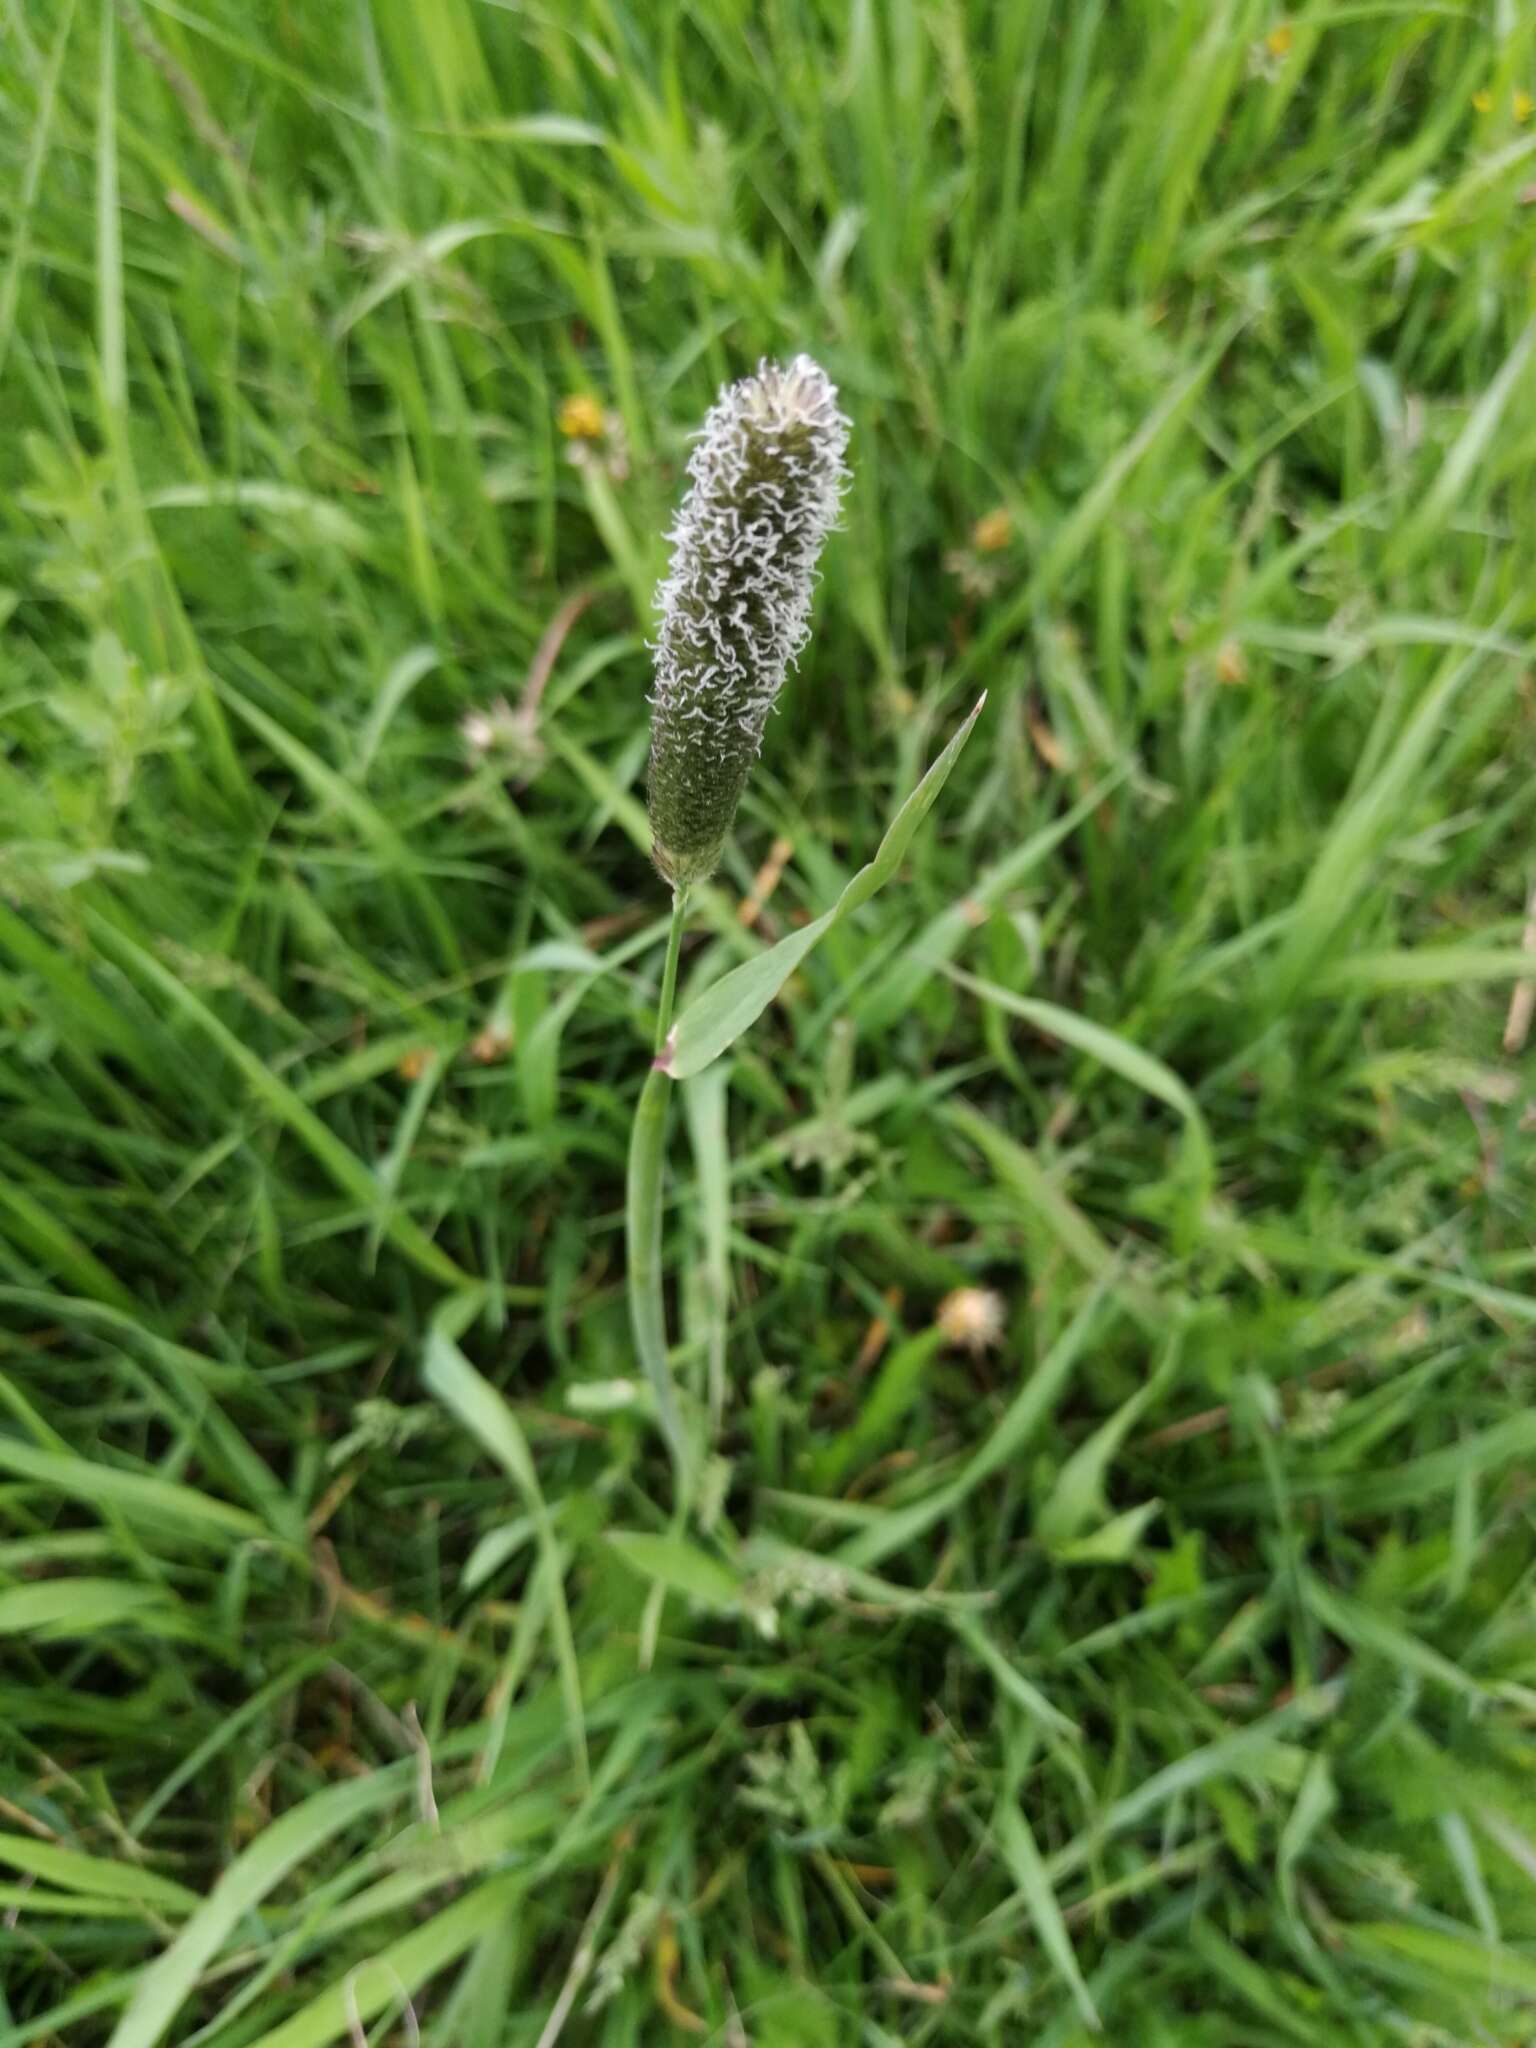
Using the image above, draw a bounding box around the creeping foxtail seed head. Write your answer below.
[646,356,850,889]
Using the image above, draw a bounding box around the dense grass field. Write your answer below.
[3,2,1536,2041]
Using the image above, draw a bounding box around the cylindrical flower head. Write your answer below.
[647,355,850,889]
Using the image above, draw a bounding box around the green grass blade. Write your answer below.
[85,918,470,1289]
[421,1332,588,1788]
[0,1834,198,1917]
[836,1279,1115,1571]
[992,1798,1100,2031]
[663,695,986,1079]
[242,1874,523,2048]
[105,1774,409,2048]
[0,1439,261,1545]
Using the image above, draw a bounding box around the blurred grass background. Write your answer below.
[2,1,1536,2041]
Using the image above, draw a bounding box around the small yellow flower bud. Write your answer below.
[558,393,606,440]
[972,508,1013,553]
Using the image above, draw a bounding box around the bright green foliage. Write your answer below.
[1,2,1535,2044]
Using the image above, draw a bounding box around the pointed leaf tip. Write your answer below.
[663,703,984,1078]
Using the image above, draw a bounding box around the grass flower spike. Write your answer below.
[629,355,982,1506]
[647,355,850,888]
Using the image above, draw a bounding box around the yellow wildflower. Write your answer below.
[558,392,605,440]
[972,508,1013,554]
